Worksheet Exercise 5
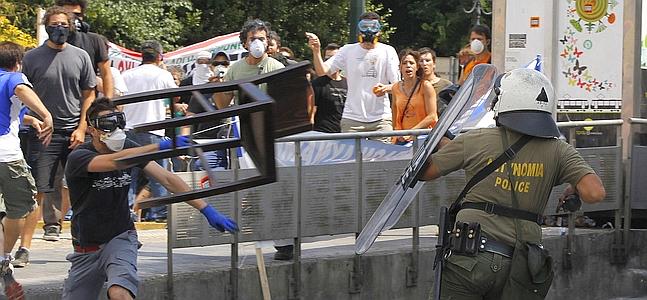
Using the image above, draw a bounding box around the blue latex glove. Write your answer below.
[159,136,191,150]
[200,204,239,233]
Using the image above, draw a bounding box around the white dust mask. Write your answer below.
[101,128,126,151]
[249,39,266,59]
[470,39,484,54]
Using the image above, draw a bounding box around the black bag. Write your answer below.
[501,240,554,299]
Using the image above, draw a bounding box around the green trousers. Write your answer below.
[430,252,513,300]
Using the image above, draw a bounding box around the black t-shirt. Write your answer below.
[187,94,228,139]
[312,75,347,133]
[67,31,109,74]
[65,140,145,246]
[178,76,193,104]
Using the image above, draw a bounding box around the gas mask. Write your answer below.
[90,111,127,151]
[470,39,485,54]
[357,19,381,44]
[45,25,70,45]
[248,39,266,59]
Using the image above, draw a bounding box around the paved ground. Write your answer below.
[13,224,444,296]
[9,224,594,298]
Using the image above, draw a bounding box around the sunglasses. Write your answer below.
[212,61,229,66]
[89,112,126,133]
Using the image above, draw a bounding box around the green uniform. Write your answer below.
[429,127,595,299]
[224,56,284,103]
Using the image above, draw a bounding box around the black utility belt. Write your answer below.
[460,201,543,225]
[449,221,514,258]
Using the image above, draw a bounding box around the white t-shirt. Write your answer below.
[0,73,30,162]
[121,64,177,136]
[97,67,128,98]
[325,42,400,123]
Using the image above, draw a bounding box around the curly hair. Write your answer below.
[239,19,271,45]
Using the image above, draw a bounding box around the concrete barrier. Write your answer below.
[24,229,647,300]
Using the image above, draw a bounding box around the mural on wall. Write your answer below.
[557,0,622,110]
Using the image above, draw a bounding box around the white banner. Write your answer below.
[555,0,623,103]
[107,32,247,74]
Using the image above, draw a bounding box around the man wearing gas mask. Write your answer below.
[458,24,492,84]
[306,12,399,143]
[56,0,114,99]
[213,19,284,109]
[17,5,96,267]
[63,97,238,300]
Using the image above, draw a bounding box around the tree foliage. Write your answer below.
[86,0,201,50]
[380,0,491,56]
[1,0,482,59]
[0,16,38,48]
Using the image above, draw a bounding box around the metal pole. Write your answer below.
[349,0,366,44]
[491,0,507,72]
[167,204,174,298]
[350,138,363,294]
[291,141,302,300]
[408,138,420,287]
[230,148,240,300]
[620,0,642,259]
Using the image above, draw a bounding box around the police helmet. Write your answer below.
[493,68,560,138]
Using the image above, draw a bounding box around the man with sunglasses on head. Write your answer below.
[306,12,399,143]
[17,5,96,266]
[63,97,238,300]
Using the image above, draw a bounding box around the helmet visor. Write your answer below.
[90,111,126,133]
[497,111,560,138]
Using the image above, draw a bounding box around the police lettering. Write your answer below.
[494,177,531,193]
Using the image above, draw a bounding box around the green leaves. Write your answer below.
[86,0,201,50]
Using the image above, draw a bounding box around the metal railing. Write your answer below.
[167,119,627,299]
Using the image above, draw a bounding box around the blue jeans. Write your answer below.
[126,131,168,220]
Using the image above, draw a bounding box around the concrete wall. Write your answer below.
[25,230,647,300]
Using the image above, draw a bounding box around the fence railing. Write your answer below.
[166,119,626,300]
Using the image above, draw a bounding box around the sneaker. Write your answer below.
[43,225,60,241]
[1,260,24,300]
[11,248,29,268]
[273,245,294,261]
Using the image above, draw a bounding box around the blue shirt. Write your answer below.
[0,69,30,162]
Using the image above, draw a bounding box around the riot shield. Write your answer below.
[355,64,499,254]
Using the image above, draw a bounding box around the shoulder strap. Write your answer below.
[448,134,532,215]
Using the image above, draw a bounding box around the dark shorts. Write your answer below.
[0,159,38,219]
[27,130,74,193]
[62,230,140,299]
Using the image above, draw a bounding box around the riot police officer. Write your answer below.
[420,68,606,299]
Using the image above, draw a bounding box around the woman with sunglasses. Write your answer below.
[391,49,438,145]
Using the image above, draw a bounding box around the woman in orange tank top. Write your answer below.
[391,49,438,144]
